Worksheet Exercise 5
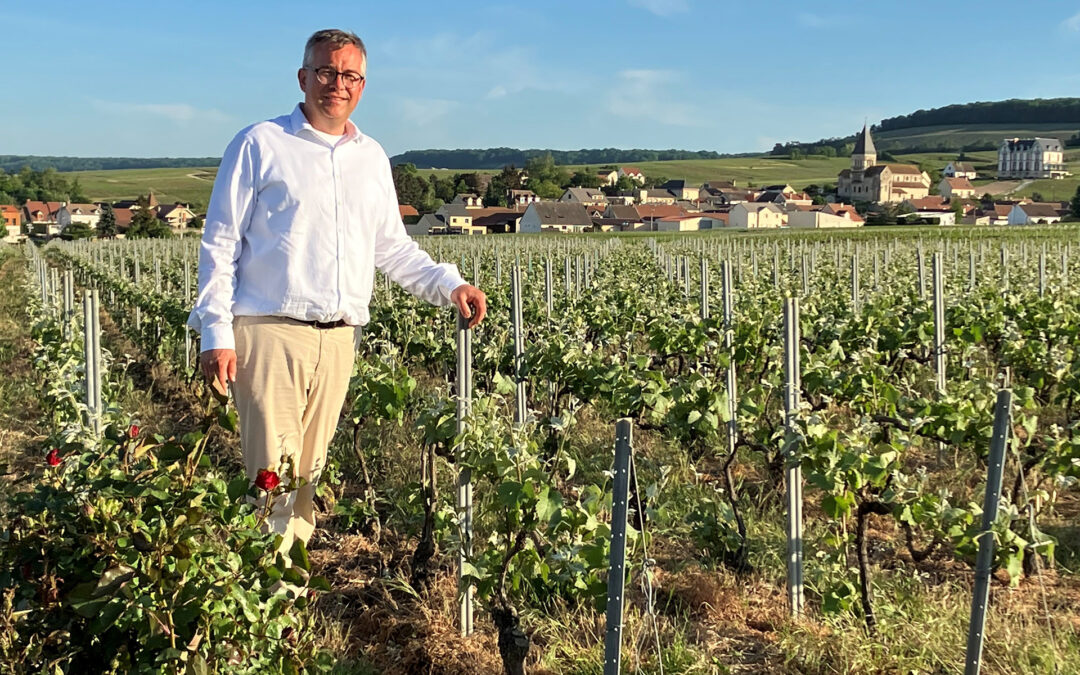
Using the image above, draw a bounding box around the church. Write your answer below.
[837,125,931,203]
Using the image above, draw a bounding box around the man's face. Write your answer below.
[298,43,366,127]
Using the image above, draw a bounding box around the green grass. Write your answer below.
[70,167,219,210]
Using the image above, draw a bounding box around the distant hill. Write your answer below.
[0,156,221,173]
[771,98,1080,156]
[388,147,752,170]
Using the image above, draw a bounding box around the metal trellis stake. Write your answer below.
[964,389,1013,675]
[783,297,804,617]
[455,312,474,637]
[603,419,633,675]
[932,252,946,394]
[511,264,526,426]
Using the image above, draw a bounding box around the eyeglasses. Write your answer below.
[305,66,365,89]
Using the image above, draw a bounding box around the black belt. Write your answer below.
[295,318,349,329]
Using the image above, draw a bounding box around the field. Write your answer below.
[3,225,1079,673]
[70,166,219,210]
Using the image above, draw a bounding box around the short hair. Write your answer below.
[303,29,367,75]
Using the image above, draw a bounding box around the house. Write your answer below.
[1008,202,1064,225]
[998,138,1068,179]
[655,215,702,232]
[519,202,593,233]
[452,193,484,208]
[2,205,22,243]
[435,203,475,233]
[730,202,785,229]
[944,161,977,179]
[23,200,63,236]
[506,189,539,206]
[157,203,197,229]
[636,188,677,205]
[837,123,931,203]
[901,196,956,225]
[788,207,865,229]
[559,187,607,207]
[939,177,976,201]
[701,180,737,192]
[983,203,1013,226]
[408,213,443,237]
[113,208,135,233]
[398,204,420,223]
[65,203,103,227]
[756,190,812,207]
[595,169,618,186]
[598,205,644,231]
[618,166,646,184]
[470,207,523,234]
[635,204,688,227]
[658,179,700,201]
[698,212,730,229]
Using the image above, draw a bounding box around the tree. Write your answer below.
[1069,186,1080,219]
[126,197,172,239]
[60,220,94,240]
[96,204,117,238]
[952,199,965,224]
[569,170,602,189]
[1031,191,1045,202]
[189,215,204,230]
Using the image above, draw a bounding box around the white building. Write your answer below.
[1007,203,1064,225]
[729,202,785,229]
[998,138,1068,179]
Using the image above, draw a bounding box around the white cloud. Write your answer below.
[90,99,231,124]
[395,97,459,127]
[605,69,706,128]
[1063,11,1080,32]
[627,0,689,17]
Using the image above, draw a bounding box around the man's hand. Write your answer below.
[451,284,487,329]
[200,349,237,396]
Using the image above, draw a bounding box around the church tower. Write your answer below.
[851,123,876,172]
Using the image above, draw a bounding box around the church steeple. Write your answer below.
[852,122,876,171]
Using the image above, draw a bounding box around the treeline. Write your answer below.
[0,167,88,206]
[0,156,221,173]
[876,98,1080,132]
[389,147,730,170]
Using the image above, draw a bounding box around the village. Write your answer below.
[1,126,1074,243]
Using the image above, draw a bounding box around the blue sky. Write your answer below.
[4,0,1080,159]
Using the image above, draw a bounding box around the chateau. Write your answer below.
[997,138,1068,179]
[837,125,931,203]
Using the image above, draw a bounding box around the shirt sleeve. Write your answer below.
[186,132,258,352]
[372,158,467,305]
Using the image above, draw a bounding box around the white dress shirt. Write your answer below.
[187,104,466,352]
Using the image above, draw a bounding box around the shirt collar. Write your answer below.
[289,103,361,144]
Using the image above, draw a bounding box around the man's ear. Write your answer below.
[298,68,308,93]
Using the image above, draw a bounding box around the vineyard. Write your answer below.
[1,226,1079,674]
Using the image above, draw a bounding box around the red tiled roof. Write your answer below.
[398,205,419,217]
[944,177,974,190]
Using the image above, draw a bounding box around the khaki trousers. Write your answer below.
[232,316,355,554]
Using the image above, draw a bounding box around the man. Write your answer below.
[188,29,486,555]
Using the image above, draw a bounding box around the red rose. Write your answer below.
[46,449,61,467]
[129,424,140,438]
[255,469,280,492]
